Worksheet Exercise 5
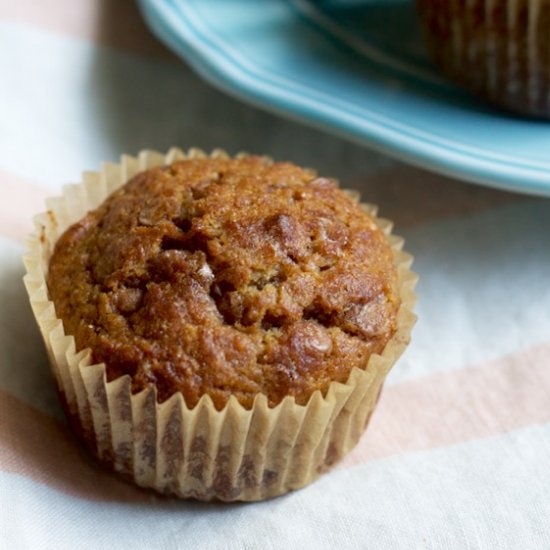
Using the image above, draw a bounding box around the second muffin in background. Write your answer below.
[417,0,550,118]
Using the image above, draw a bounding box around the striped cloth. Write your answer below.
[1,2,549,548]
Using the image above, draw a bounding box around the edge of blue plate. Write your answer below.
[139,0,550,197]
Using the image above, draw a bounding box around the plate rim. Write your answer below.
[139,0,550,197]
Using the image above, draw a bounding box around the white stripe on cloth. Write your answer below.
[393,198,550,385]
[1,422,549,550]
[0,22,391,192]
[2,199,550,414]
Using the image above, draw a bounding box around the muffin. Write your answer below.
[24,148,417,501]
[417,0,550,118]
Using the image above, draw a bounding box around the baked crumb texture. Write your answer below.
[47,157,400,409]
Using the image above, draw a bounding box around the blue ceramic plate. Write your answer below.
[139,0,550,196]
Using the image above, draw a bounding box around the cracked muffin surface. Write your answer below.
[47,156,400,410]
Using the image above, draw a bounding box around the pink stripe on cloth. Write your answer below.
[340,341,550,468]
[0,0,172,58]
[1,342,549,501]
[0,389,150,502]
[0,171,49,243]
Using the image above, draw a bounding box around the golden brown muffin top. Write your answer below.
[47,157,400,410]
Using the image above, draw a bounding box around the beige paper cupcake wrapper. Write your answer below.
[417,0,550,118]
[23,148,417,501]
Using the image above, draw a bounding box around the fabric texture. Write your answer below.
[0,1,549,548]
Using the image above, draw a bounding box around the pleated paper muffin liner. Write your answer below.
[23,148,417,502]
[417,0,550,118]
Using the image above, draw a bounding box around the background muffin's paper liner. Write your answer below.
[23,148,417,502]
[417,0,550,118]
